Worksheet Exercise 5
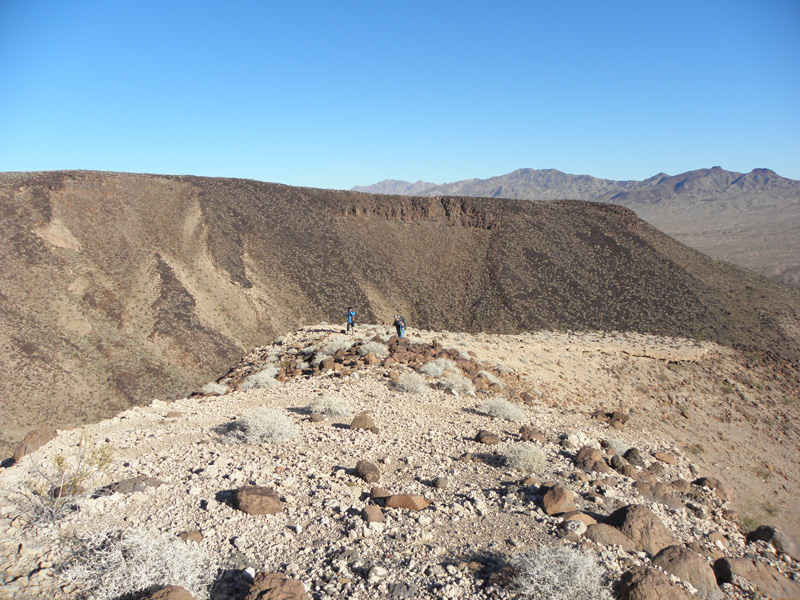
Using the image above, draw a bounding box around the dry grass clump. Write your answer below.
[480,397,526,422]
[420,358,459,378]
[200,381,228,395]
[62,528,214,600]
[358,341,389,358]
[307,394,353,417]
[510,545,609,600]
[505,443,546,474]
[440,371,475,396]
[225,407,298,444]
[6,437,113,527]
[394,372,430,394]
[240,366,280,391]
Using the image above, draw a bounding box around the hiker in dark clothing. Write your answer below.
[346,307,356,334]
[392,314,406,338]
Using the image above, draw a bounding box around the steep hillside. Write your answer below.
[1,170,799,455]
[354,167,800,286]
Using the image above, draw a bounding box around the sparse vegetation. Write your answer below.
[505,443,546,474]
[394,372,430,394]
[478,370,502,385]
[440,371,475,396]
[358,341,389,358]
[224,407,299,444]
[323,334,355,354]
[240,366,280,391]
[307,394,353,417]
[200,381,228,395]
[687,443,705,455]
[5,435,113,527]
[480,397,526,422]
[62,528,214,600]
[511,544,610,600]
[420,358,459,378]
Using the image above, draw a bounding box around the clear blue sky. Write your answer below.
[1,1,798,189]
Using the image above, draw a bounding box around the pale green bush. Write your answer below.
[240,366,279,391]
[226,407,298,444]
[62,528,214,600]
[440,371,475,396]
[308,394,352,417]
[505,443,545,474]
[394,372,429,394]
[420,358,459,378]
[480,397,526,422]
[358,341,389,358]
[200,381,228,395]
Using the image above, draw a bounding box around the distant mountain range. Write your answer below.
[353,167,800,286]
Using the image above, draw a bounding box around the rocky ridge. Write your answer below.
[1,324,799,599]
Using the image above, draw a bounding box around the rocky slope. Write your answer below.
[1,325,798,599]
[353,167,800,286]
[2,170,800,457]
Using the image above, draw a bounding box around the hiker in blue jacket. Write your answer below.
[393,314,406,338]
[345,307,356,334]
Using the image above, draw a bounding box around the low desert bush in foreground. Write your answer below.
[510,544,609,600]
[5,438,113,526]
[480,397,526,422]
[62,528,214,600]
[394,372,430,394]
[240,366,280,391]
[505,443,545,474]
[307,394,353,417]
[225,407,298,444]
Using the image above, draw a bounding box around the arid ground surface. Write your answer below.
[1,325,798,599]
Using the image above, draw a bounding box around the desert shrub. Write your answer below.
[394,372,430,394]
[505,443,546,474]
[225,407,298,444]
[510,544,609,600]
[240,366,280,391]
[358,341,389,358]
[62,528,214,600]
[311,350,332,366]
[6,438,113,527]
[308,394,353,417]
[200,381,228,396]
[479,370,502,385]
[440,371,475,396]
[420,358,459,378]
[324,334,355,354]
[480,397,526,422]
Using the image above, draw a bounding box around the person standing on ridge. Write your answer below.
[393,314,406,338]
[345,307,356,334]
